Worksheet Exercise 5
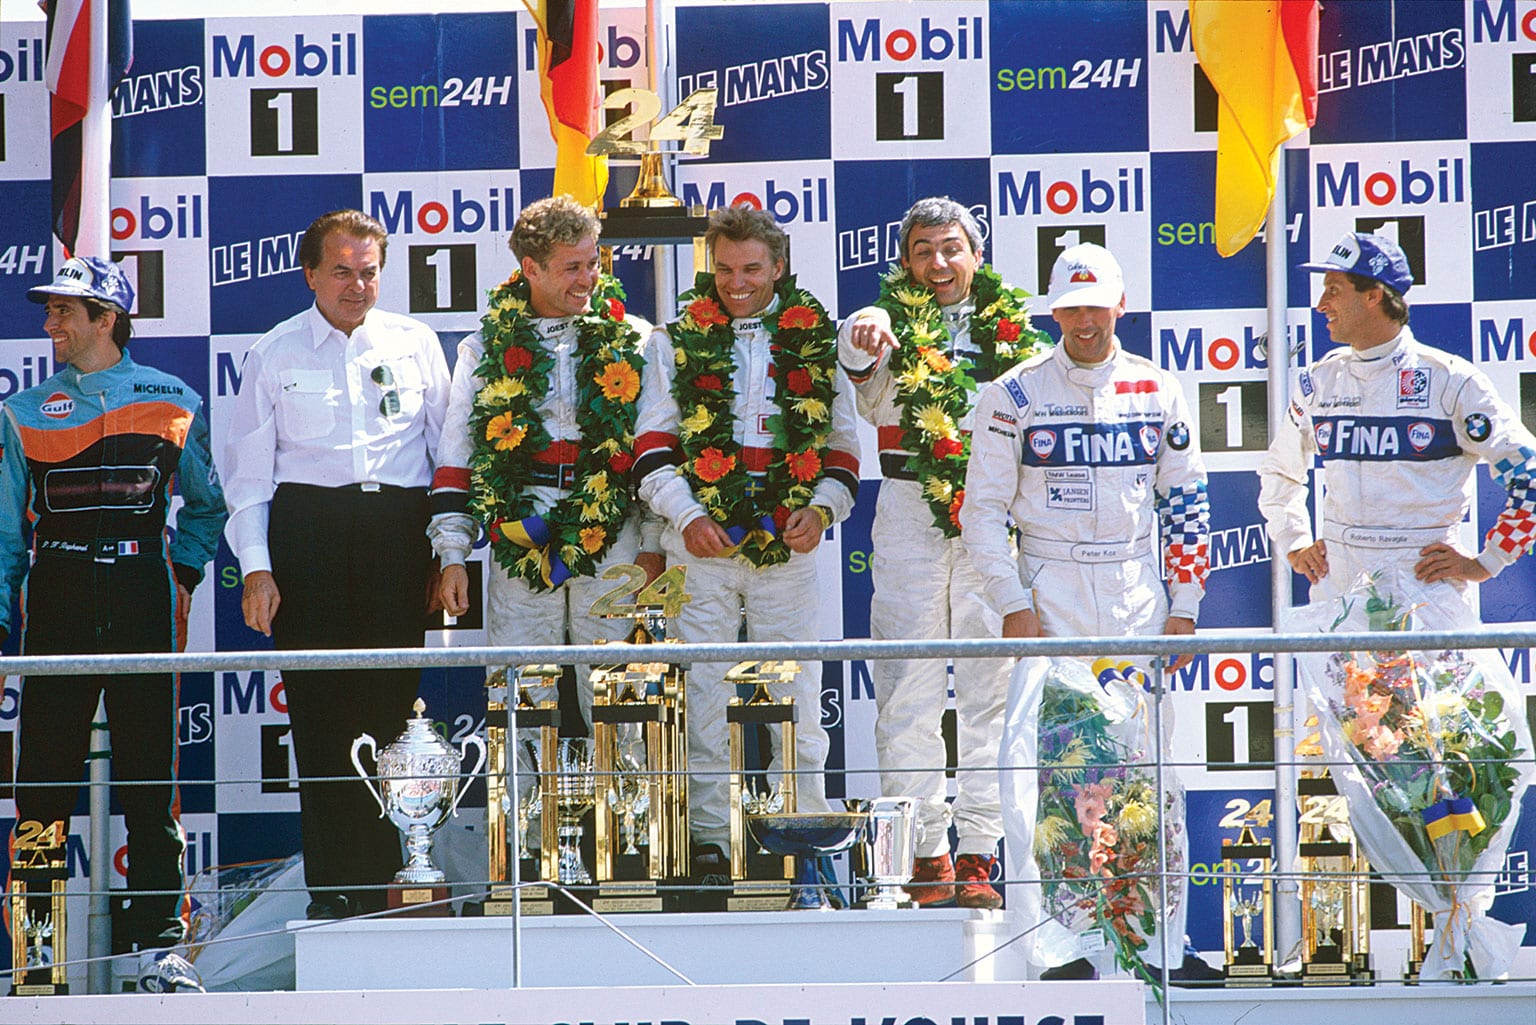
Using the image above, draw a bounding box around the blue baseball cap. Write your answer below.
[27,256,135,313]
[1298,231,1413,294]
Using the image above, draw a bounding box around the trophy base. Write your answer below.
[553,885,598,915]
[388,883,452,917]
[1301,959,1352,984]
[480,885,554,917]
[594,880,676,914]
[1223,962,1274,987]
[1406,960,1424,984]
[726,882,792,912]
[10,981,67,996]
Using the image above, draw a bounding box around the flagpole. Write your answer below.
[77,0,112,258]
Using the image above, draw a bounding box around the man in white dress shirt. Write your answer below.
[223,209,451,919]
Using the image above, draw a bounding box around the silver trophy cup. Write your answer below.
[865,797,917,909]
[352,699,488,885]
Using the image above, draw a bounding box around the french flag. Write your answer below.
[43,0,133,255]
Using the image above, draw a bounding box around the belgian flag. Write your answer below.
[524,1,607,208]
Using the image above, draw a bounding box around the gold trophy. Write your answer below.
[484,666,562,917]
[588,564,691,913]
[1297,771,1374,982]
[725,659,802,911]
[9,819,69,995]
[1219,827,1275,984]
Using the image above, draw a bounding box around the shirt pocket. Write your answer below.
[368,355,425,424]
[276,368,337,441]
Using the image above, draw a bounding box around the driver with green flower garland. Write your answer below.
[633,206,861,884]
[429,196,659,737]
[837,197,1052,909]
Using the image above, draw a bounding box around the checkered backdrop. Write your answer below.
[0,0,1533,971]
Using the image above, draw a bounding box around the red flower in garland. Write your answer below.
[608,452,634,475]
[606,297,626,321]
[948,489,966,531]
[694,447,736,483]
[503,346,534,374]
[785,368,813,395]
[687,297,728,328]
[995,318,1021,342]
[694,373,723,391]
[933,437,964,459]
[778,305,820,330]
[772,504,792,530]
[785,448,822,482]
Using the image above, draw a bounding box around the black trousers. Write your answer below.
[268,483,430,908]
[16,551,186,950]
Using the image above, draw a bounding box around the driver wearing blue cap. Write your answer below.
[2,257,225,993]
[1257,231,1536,605]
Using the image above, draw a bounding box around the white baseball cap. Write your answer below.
[1047,243,1125,310]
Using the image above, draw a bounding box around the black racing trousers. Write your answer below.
[268,483,430,909]
[15,548,186,951]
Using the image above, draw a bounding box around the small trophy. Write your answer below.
[1219,827,1275,984]
[8,819,68,995]
[484,666,561,917]
[352,699,487,915]
[725,659,802,910]
[1297,772,1373,982]
[861,797,917,910]
[554,738,597,886]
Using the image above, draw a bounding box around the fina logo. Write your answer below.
[1138,424,1161,456]
[1314,421,1334,451]
[41,392,74,419]
[1407,421,1435,451]
[1029,429,1057,459]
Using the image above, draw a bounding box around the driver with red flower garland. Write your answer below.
[837,197,1052,909]
[633,207,861,887]
[429,196,658,735]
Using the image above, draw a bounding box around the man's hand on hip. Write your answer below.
[1002,608,1042,639]
[241,570,281,637]
[1414,542,1490,584]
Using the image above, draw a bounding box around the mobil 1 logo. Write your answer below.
[874,71,942,140]
[251,88,319,156]
[1035,224,1104,295]
[1198,380,1268,452]
[408,243,477,314]
[1205,700,1275,771]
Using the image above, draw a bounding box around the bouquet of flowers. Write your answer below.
[1295,575,1533,979]
[1000,657,1187,982]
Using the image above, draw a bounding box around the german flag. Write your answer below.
[523,1,607,208]
[1190,0,1318,257]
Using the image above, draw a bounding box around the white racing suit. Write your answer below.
[1257,328,1536,607]
[428,314,658,779]
[634,306,861,850]
[961,340,1209,972]
[838,298,1009,859]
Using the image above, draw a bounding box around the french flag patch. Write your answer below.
[117,540,139,556]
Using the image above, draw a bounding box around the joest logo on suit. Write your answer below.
[364,13,520,173]
[990,152,1151,307]
[829,1,990,160]
[205,17,363,174]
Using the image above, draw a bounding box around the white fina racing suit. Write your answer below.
[837,297,1009,860]
[1258,328,1536,605]
[634,306,862,850]
[961,339,1209,970]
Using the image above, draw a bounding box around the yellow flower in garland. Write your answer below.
[579,526,607,554]
[494,294,528,317]
[478,377,525,405]
[486,413,527,452]
[924,476,954,502]
[914,403,958,440]
[1036,815,1071,850]
[896,362,932,389]
[791,397,828,420]
[1116,800,1157,839]
[587,471,611,499]
[893,286,932,309]
[595,360,640,403]
[580,500,605,522]
[680,404,715,437]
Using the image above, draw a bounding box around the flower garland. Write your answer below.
[467,272,643,591]
[668,272,838,568]
[874,263,1052,536]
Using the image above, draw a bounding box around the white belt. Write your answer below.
[1017,534,1154,564]
[1321,524,1457,550]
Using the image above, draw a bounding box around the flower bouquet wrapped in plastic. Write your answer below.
[1000,656,1187,981]
[1294,574,1533,979]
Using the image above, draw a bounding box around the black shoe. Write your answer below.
[1040,958,1097,980]
[305,894,355,920]
[1166,953,1224,986]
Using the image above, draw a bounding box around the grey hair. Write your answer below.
[898,197,983,260]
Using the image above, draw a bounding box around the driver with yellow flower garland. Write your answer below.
[837,197,1052,909]
[429,195,658,731]
[633,206,861,883]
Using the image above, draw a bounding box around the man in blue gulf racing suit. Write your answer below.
[1,258,225,993]
[1258,231,1536,604]
[961,243,1215,981]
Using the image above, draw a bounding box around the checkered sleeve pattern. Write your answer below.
[1486,448,1536,558]
[1158,480,1210,588]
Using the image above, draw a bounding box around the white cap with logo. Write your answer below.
[1046,243,1125,310]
